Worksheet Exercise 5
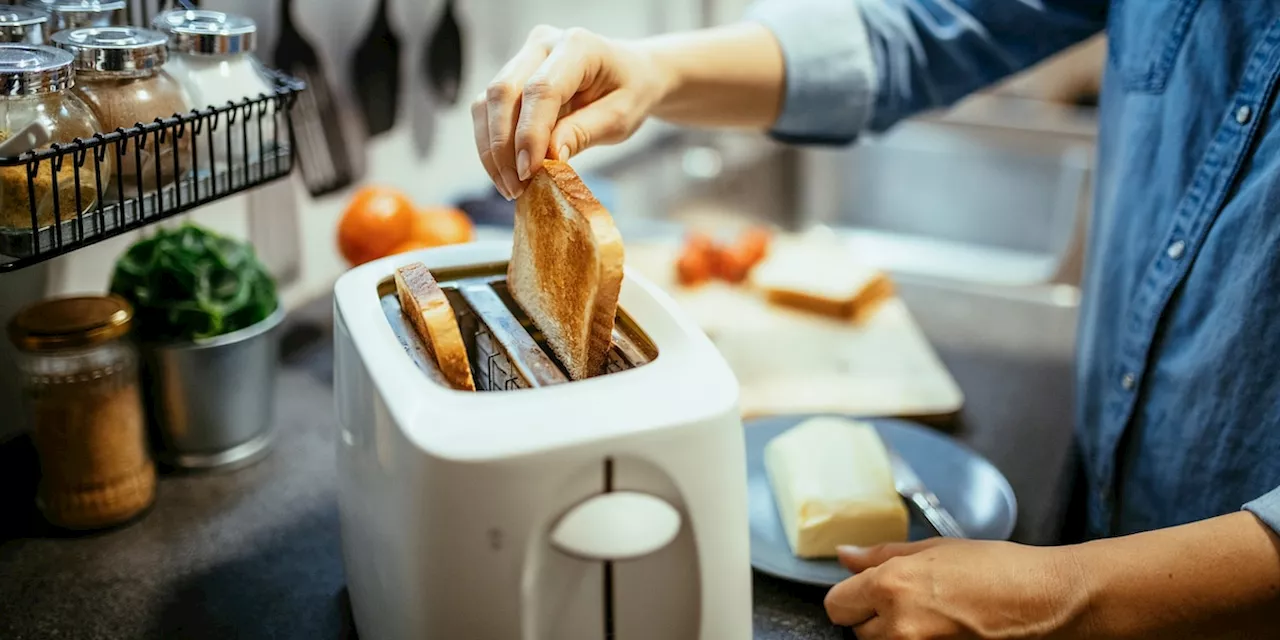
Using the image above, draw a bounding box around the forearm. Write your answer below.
[640,22,785,129]
[1064,512,1280,639]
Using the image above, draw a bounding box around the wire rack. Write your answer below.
[0,70,302,271]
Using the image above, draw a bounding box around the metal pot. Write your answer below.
[140,304,285,470]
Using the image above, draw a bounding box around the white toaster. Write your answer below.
[332,240,753,640]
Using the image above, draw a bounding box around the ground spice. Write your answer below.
[73,72,191,197]
[0,129,101,231]
[28,356,155,529]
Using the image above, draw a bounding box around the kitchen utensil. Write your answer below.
[390,0,437,157]
[744,415,1017,587]
[141,304,284,470]
[0,120,50,156]
[333,241,752,639]
[624,238,965,420]
[425,0,461,106]
[273,0,355,196]
[350,0,398,137]
[247,176,300,286]
[890,448,968,538]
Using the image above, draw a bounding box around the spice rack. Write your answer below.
[0,70,301,271]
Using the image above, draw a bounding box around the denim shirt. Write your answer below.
[748,0,1280,540]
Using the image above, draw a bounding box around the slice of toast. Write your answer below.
[395,262,476,391]
[508,160,624,380]
[750,241,894,322]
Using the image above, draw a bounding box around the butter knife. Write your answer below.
[889,450,967,538]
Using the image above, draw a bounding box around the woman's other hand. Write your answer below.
[472,26,673,200]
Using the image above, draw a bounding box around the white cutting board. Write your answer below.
[625,241,964,420]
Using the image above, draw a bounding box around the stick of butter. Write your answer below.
[764,417,910,558]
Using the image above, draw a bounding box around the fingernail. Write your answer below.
[516,150,530,180]
[836,545,863,556]
[558,145,571,162]
[500,168,521,201]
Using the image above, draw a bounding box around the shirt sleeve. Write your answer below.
[1244,487,1280,534]
[745,0,1109,144]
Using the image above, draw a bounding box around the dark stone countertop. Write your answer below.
[0,280,1078,639]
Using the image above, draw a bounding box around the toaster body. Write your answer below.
[333,241,752,640]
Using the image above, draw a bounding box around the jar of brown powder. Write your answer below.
[7,294,155,530]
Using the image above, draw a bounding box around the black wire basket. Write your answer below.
[0,70,303,271]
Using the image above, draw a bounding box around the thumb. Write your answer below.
[837,538,951,573]
[548,93,636,162]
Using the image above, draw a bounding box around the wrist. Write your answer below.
[1050,544,1100,639]
[632,37,686,118]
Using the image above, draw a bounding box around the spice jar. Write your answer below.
[151,9,276,177]
[53,26,190,200]
[23,0,123,32]
[0,5,49,44]
[0,44,108,232]
[7,295,156,530]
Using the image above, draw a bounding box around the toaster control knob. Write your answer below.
[549,491,682,562]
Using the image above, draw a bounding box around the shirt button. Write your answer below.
[1121,372,1136,390]
[1236,105,1253,124]
[1167,240,1186,259]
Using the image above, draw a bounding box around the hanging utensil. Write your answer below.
[351,0,399,137]
[391,0,438,158]
[425,0,462,107]
[272,0,356,196]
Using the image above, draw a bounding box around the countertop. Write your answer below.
[0,279,1079,639]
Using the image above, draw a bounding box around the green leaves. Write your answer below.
[110,223,279,343]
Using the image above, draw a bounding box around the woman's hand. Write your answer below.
[472,25,674,200]
[826,539,1089,639]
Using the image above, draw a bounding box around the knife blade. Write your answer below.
[888,450,967,538]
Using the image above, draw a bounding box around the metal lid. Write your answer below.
[8,295,133,352]
[151,9,256,55]
[52,26,167,73]
[0,44,73,95]
[0,5,50,27]
[23,0,126,14]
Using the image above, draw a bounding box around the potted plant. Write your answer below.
[109,222,284,470]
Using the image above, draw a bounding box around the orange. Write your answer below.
[411,207,474,247]
[388,238,435,256]
[337,186,417,266]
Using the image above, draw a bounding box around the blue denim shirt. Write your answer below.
[748,0,1280,540]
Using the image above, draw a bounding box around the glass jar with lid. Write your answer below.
[151,9,277,178]
[0,5,50,44]
[0,44,109,233]
[23,0,124,32]
[7,294,156,530]
[53,26,190,200]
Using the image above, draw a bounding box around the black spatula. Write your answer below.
[426,0,463,107]
[351,0,400,137]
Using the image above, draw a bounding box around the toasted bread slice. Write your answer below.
[508,160,624,380]
[395,262,476,391]
[750,242,894,322]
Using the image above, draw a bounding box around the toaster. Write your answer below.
[332,240,753,640]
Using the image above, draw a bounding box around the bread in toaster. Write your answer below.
[395,262,476,391]
[749,242,894,321]
[508,160,624,380]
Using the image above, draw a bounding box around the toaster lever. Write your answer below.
[549,492,682,562]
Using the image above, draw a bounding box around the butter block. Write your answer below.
[764,417,909,558]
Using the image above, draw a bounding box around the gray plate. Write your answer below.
[746,415,1018,587]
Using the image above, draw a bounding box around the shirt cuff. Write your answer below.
[1243,486,1280,534]
[745,0,878,145]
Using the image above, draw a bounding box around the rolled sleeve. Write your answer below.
[1244,486,1280,534]
[746,0,877,145]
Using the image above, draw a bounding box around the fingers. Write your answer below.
[470,92,502,196]
[548,91,635,161]
[837,538,952,573]
[513,28,599,179]
[477,26,559,200]
[824,572,879,627]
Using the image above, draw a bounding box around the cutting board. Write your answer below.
[625,240,964,420]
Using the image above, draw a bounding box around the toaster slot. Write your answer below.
[377,262,658,392]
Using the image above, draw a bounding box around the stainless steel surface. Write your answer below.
[889,449,967,538]
[141,304,284,469]
[152,9,258,56]
[0,5,49,44]
[52,25,169,73]
[377,264,653,391]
